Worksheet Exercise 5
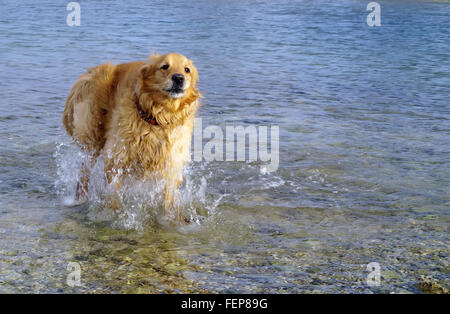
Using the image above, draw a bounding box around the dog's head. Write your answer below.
[139,53,199,107]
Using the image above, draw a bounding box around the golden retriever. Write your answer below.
[63,53,201,221]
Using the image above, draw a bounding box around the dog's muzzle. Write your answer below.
[172,73,184,87]
[166,73,186,98]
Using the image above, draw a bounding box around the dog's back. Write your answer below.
[63,61,148,155]
[63,63,116,154]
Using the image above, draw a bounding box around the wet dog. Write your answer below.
[63,53,201,221]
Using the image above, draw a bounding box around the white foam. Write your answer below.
[54,140,221,231]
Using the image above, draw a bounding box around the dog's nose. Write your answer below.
[172,73,184,85]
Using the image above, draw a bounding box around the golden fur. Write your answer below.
[63,53,201,220]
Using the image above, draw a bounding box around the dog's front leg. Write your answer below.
[75,161,89,203]
[105,165,123,211]
[164,177,184,223]
[75,152,97,204]
[109,178,122,210]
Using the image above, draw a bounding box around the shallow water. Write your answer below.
[0,0,449,293]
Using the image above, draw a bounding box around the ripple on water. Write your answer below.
[0,0,449,293]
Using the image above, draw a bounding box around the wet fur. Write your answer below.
[63,53,200,219]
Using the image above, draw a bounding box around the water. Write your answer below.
[0,0,449,293]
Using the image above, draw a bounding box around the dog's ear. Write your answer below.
[140,63,153,79]
[140,54,161,79]
[191,64,199,89]
[189,63,200,98]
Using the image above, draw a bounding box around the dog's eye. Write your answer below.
[161,64,169,70]
[184,67,190,73]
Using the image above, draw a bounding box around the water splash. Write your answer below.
[54,140,220,231]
